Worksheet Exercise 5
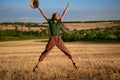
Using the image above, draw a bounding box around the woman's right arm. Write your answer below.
[38,7,48,21]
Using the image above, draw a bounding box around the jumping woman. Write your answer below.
[30,0,77,72]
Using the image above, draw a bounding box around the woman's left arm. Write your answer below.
[60,3,70,21]
[61,24,72,35]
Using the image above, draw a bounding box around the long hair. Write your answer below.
[52,13,60,21]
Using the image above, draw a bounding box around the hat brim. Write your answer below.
[30,0,39,9]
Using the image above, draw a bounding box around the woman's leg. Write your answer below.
[56,36,77,69]
[33,37,55,72]
[39,37,55,62]
[56,36,72,59]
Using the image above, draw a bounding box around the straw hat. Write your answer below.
[30,0,39,9]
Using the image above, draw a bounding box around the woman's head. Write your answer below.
[52,12,60,21]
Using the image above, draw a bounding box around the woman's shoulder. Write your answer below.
[47,19,52,22]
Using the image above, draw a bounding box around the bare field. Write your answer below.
[0,22,119,31]
[0,40,120,80]
[65,22,119,30]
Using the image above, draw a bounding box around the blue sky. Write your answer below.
[0,0,120,23]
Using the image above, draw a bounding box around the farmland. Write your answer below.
[0,21,120,80]
[0,22,119,31]
[0,39,120,80]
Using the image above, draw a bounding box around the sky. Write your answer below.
[0,0,120,23]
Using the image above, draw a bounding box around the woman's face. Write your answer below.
[53,13,60,21]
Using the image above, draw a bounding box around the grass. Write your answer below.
[0,39,120,80]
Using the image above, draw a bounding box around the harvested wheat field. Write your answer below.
[0,39,120,80]
[65,22,119,30]
[1,22,119,31]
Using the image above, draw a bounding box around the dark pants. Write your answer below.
[39,36,72,61]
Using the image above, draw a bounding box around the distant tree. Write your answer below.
[14,24,19,36]
[108,34,117,40]
[28,26,31,31]
[21,23,24,30]
[15,25,18,31]
[5,23,8,27]
[0,25,2,30]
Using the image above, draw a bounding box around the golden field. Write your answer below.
[0,39,120,80]
[0,22,119,31]
[0,22,120,80]
[64,22,119,30]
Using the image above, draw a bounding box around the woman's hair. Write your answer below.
[52,12,60,20]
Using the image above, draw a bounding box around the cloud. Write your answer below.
[0,7,120,23]
[65,8,120,21]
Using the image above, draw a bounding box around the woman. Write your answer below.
[33,2,77,72]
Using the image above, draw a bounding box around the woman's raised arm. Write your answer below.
[60,3,70,21]
[38,6,48,21]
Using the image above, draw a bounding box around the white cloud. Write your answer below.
[0,7,120,23]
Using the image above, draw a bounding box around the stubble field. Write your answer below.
[1,22,119,31]
[0,39,120,80]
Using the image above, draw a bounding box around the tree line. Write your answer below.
[0,23,120,42]
[62,26,120,42]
